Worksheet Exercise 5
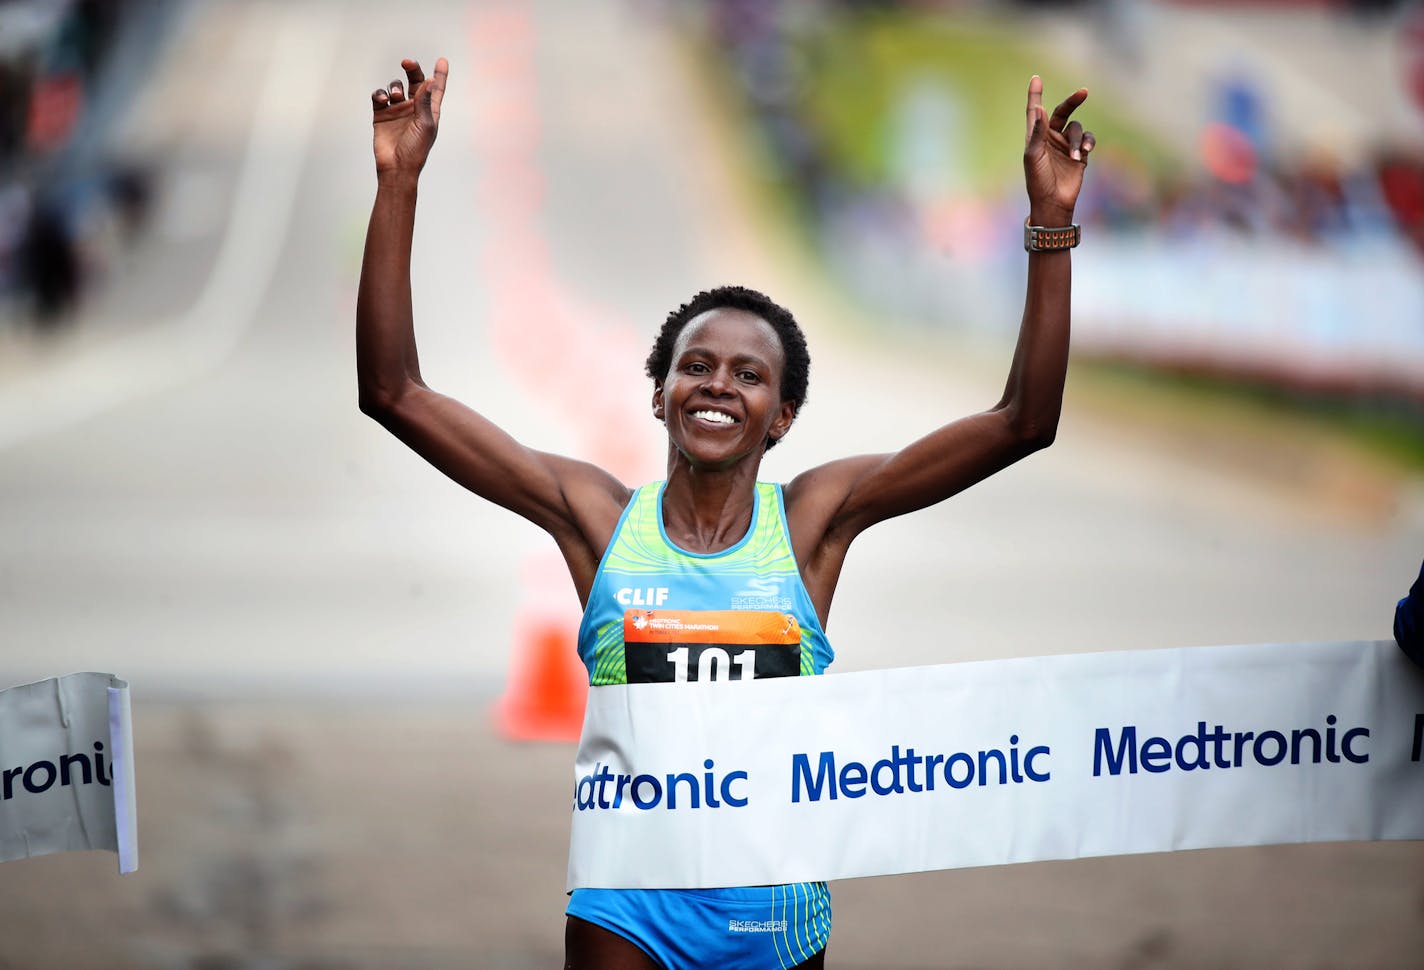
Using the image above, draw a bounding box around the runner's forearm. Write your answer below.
[356,176,424,412]
[998,231,1071,446]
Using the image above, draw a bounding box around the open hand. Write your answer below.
[371,57,448,182]
[1023,76,1094,226]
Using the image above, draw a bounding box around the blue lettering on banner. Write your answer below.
[1093,717,1371,777]
[791,738,1051,803]
[1,742,110,800]
[573,759,749,812]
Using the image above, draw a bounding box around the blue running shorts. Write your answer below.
[567,883,831,969]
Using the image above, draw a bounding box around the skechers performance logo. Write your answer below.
[3,742,111,800]
[730,577,792,611]
[728,919,787,934]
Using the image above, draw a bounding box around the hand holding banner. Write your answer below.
[0,672,138,873]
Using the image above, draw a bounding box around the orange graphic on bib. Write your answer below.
[622,610,803,683]
[624,610,800,645]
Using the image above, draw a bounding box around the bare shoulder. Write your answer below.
[539,451,634,549]
[782,454,889,557]
[532,453,633,602]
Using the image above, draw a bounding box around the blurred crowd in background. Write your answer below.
[0,0,173,327]
[691,0,1424,436]
[1,0,1421,447]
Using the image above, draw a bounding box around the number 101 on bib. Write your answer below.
[622,610,803,683]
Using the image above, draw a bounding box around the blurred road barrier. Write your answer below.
[1075,233,1424,402]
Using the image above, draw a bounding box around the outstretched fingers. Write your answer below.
[1025,75,1044,145]
[424,57,449,124]
[370,58,448,126]
[1047,87,1089,133]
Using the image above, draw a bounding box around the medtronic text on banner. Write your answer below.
[568,640,1424,890]
[0,673,138,873]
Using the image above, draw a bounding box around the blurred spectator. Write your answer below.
[1377,151,1424,254]
[0,183,32,296]
[0,0,160,331]
[0,61,31,158]
[21,198,78,323]
[701,0,1424,256]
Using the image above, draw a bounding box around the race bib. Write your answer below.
[624,610,801,683]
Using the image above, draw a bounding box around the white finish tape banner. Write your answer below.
[0,673,138,873]
[569,641,1424,890]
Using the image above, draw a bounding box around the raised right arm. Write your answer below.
[356,59,628,596]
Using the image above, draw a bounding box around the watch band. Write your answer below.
[1023,220,1081,252]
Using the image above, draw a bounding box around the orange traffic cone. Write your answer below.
[494,551,588,741]
[493,619,588,741]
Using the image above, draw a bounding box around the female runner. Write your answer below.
[359,56,1093,970]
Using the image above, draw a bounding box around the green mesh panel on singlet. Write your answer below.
[585,482,825,687]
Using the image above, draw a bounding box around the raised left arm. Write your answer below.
[788,78,1094,568]
[1001,75,1094,448]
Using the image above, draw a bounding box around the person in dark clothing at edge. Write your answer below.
[357,56,1093,970]
[1396,561,1423,666]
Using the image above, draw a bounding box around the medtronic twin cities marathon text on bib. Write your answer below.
[0,672,138,873]
[568,640,1424,890]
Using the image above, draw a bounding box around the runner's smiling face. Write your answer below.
[654,308,795,469]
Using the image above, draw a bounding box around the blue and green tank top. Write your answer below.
[578,481,834,685]
[569,480,835,967]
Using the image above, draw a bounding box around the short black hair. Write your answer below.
[645,285,810,449]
